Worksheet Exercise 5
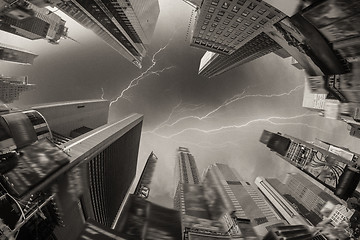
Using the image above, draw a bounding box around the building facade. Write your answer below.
[0,75,35,103]
[0,1,68,44]
[0,42,38,65]
[203,164,285,238]
[190,0,285,55]
[174,147,201,212]
[56,0,160,68]
[29,99,110,138]
[133,151,158,198]
[199,32,282,77]
[255,176,310,226]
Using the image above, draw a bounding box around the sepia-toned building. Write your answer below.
[56,0,160,68]
[190,0,285,55]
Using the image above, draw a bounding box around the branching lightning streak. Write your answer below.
[161,113,318,139]
[146,99,183,134]
[109,39,175,107]
[154,84,303,131]
[144,101,206,134]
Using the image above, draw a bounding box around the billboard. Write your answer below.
[0,139,69,196]
[116,194,182,240]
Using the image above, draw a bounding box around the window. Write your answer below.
[216,30,223,34]
[204,20,209,25]
[211,0,219,6]
[267,12,275,19]
[231,23,239,28]
[237,0,246,5]
[231,35,236,39]
[244,21,251,26]
[201,25,207,30]
[247,3,257,10]
[205,14,212,20]
[222,2,229,9]
[236,17,243,23]
[252,24,260,30]
[250,14,259,21]
[228,28,234,32]
[218,10,225,16]
[219,25,226,30]
[209,28,215,32]
[232,6,240,13]
[247,29,254,34]
[215,16,221,22]
[208,7,215,13]
[242,10,250,16]
[211,23,218,27]
[257,8,266,14]
[259,19,268,25]
[227,14,235,20]
[223,19,230,25]
[224,32,230,37]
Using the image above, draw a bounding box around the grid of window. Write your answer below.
[192,0,285,55]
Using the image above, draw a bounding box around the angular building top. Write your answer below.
[0,42,38,65]
[56,0,160,68]
[190,0,285,55]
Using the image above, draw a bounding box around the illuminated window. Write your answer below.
[236,17,243,23]
[211,0,219,6]
[242,10,250,16]
[208,7,215,13]
[222,2,230,9]
[250,14,259,21]
[232,6,240,13]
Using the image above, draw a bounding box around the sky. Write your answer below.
[0,0,359,208]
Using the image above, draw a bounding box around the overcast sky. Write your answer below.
[0,0,359,208]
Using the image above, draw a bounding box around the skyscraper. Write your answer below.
[255,176,315,226]
[134,151,158,199]
[0,42,38,65]
[56,0,160,68]
[0,1,68,44]
[0,100,143,239]
[0,75,35,103]
[29,99,110,138]
[203,163,285,238]
[174,147,201,212]
[190,0,285,55]
[199,32,282,78]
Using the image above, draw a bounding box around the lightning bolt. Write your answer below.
[144,101,206,134]
[101,87,104,100]
[160,113,319,139]
[109,39,175,107]
[153,84,303,132]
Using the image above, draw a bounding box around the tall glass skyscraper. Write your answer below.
[56,0,160,68]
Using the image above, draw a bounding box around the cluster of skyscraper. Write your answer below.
[185,0,360,140]
[173,144,359,239]
[0,0,160,104]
